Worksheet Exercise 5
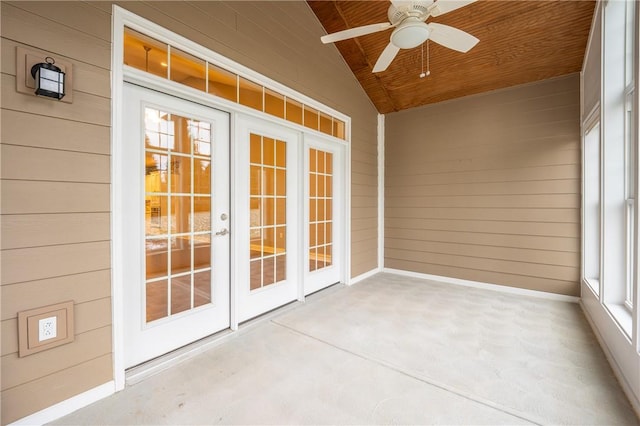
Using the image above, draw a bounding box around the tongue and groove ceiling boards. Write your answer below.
[308,0,595,113]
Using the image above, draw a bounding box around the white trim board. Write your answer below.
[377,113,385,271]
[343,120,352,287]
[110,4,126,392]
[350,267,382,285]
[383,268,580,303]
[8,381,115,426]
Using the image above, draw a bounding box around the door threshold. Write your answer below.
[124,303,300,386]
[125,328,234,386]
[239,282,345,327]
[125,282,346,387]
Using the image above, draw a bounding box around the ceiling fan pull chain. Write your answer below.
[420,40,431,78]
[427,39,431,76]
[420,42,426,78]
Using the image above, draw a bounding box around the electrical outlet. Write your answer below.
[18,301,74,357]
[38,316,57,342]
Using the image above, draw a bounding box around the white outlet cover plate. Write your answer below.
[39,316,57,341]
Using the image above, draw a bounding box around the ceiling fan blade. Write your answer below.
[321,22,392,44]
[373,42,401,73]
[429,0,476,17]
[427,22,479,53]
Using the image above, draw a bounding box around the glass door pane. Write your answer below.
[144,108,213,322]
[309,148,333,272]
[249,134,287,290]
[304,140,342,296]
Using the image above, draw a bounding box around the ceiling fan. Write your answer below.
[320,0,479,73]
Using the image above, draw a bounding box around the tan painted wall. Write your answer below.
[0,1,378,423]
[384,74,581,296]
[0,2,113,423]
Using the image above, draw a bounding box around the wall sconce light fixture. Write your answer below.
[30,57,65,100]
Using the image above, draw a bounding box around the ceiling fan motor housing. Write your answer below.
[387,1,433,24]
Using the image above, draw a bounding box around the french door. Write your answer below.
[122,84,230,368]
[235,116,300,322]
[304,137,344,295]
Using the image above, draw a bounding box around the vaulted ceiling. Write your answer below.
[308,0,595,113]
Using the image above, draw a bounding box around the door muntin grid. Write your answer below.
[144,107,214,323]
[249,133,287,291]
[309,148,333,272]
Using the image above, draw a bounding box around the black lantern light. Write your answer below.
[30,57,65,100]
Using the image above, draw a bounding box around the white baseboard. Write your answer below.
[349,267,381,285]
[383,268,580,303]
[9,381,115,426]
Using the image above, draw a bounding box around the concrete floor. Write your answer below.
[55,273,639,425]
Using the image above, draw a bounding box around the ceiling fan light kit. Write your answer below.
[320,0,479,73]
[391,19,431,49]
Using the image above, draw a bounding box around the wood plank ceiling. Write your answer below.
[308,0,595,113]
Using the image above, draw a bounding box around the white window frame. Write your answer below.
[599,0,636,337]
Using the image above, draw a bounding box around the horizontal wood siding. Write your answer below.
[0,1,377,423]
[1,355,113,422]
[0,1,113,423]
[385,74,581,296]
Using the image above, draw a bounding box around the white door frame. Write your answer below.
[111,5,351,391]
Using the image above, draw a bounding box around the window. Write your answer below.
[589,0,638,333]
[123,27,347,141]
[579,0,640,400]
[583,119,601,295]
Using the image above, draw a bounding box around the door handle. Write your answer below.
[215,228,229,236]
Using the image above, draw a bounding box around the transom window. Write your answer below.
[123,27,346,140]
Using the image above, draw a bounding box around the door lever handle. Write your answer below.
[215,228,229,236]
